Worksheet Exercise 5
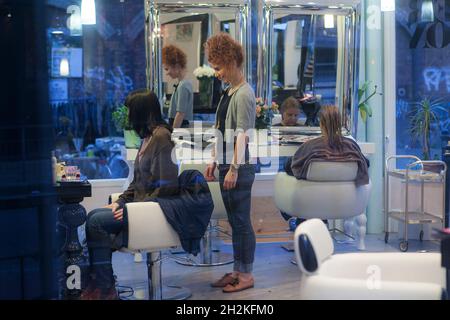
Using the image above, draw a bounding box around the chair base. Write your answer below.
[162,285,192,300]
[170,248,187,255]
[145,252,192,300]
[281,228,356,250]
[175,252,234,267]
[281,227,357,253]
[120,284,191,300]
[281,242,295,252]
[329,228,355,243]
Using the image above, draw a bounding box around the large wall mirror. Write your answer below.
[258,0,361,135]
[145,0,251,116]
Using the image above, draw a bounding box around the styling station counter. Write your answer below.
[121,133,374,246]
[124,135,375,197]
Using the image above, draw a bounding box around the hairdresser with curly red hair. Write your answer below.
[204,33,256,293]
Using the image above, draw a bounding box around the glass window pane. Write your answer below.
[395,1,450,162]
[47,0,146,179]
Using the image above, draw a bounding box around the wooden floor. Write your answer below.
[112,233,440,300]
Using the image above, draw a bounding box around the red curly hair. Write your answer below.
[204,33,244,68]
[162,45,187,69]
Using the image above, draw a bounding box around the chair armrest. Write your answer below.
[301,275,444,300]
[320,253,446,286]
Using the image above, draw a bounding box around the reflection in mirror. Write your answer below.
[272,13,338,128]
[145,1,251,124]
[221,19,236,35]
[160,12,236,114]
[259,1,361,136]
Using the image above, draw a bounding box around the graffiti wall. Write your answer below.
[396,0,450,159]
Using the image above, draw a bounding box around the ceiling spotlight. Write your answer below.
[60,58,70,77]
[420,0,434,22]
[324,14,334,29]
[381,0,395,12]
[81,0,96,25]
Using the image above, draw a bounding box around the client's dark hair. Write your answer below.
[124,89,171,139]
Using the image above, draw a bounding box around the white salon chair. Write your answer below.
[176,161,233,266]
[294,219,447,300]
[110,193,191,300]
[275,161,371,250]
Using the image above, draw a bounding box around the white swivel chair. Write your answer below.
[294,219,447,300]
[176,161,233,266]
[110,193,191,300]
[274,161,371,250]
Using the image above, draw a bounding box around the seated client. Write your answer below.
[281,105,370,227]
[272,96,301,127]
[82,90,179,300]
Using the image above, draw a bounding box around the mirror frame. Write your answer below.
[144,0,252,107]
[257,0,361,136]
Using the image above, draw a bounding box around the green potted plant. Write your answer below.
[112,104,141,148]
[409,98,447,163]
[358,81,381,123]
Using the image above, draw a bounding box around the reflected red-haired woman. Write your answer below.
[162,45,193,128]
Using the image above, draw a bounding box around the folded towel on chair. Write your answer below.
[155,169,214,255]
[287,136,370,187]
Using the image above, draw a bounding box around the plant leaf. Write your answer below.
[361,81,370,92]
[359,103,372,122]
[358,81,371,101]
[359,106,367,122]
[358,88,364,101]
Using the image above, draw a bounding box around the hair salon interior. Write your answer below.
[1,0,450,301]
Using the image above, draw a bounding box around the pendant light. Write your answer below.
[81,0,96,25]
[60,58,70,77]
[380,0,395,12]
[420,0,434,23]
[67,5,82,36]
[324,14,334,29]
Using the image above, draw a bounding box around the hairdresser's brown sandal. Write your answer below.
[222,277,254,293]
[211,273,237,288]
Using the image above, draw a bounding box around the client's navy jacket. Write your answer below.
[156,169,214,255]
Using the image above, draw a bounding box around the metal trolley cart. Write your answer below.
[385,155,447,252]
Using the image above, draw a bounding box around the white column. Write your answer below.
[383,10,397,166]
[365,0,385,234]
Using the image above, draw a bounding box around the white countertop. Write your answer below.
[125,139,375,162]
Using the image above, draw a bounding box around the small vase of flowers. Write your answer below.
[193,65,216,107]
[255,97,279,130]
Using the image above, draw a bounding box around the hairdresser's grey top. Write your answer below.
[215,82,256,142]
[169,79,193,121]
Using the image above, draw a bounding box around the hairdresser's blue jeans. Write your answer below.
[219,164,256,273]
